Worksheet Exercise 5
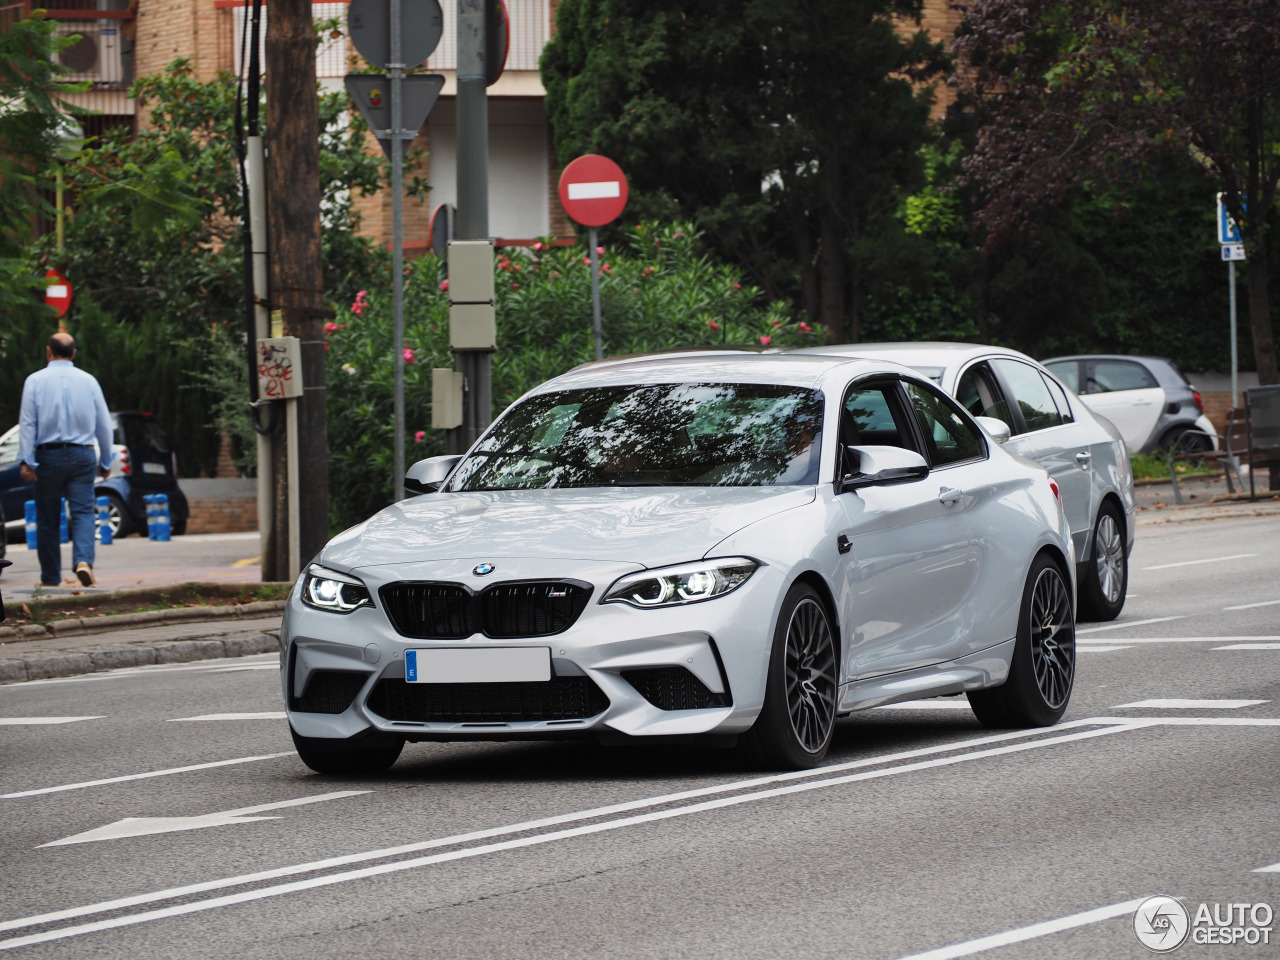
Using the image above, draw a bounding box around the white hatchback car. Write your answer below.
[282,353,1076,773]
[793,343,1136,621]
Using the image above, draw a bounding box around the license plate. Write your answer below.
[141,462,167,475]
[405,647,551,684]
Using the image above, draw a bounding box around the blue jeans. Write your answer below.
[34,445,98,586]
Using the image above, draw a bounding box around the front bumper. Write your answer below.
[281,556,784,742]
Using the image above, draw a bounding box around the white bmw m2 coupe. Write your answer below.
[282,353,1076,772]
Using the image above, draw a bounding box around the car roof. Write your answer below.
[536,351,918,392]
[791,341,1040,369]
[1041,354,1174,366]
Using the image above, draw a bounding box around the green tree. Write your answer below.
[955,0,1280,383]
[541,0,946,341]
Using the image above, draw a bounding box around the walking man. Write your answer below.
[18,332,113,587]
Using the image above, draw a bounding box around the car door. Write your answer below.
[834,378,982,680]
[1078,359,1164,452]
[986,357,1096,558]
[0,426,33,530]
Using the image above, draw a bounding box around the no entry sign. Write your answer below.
[558,155,628,227]
[44,269,72,319]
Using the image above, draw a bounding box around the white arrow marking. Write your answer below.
[167,712,286,722]
[0,717,104,726]
[40,791,369,847]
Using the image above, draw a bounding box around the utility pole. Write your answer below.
[266,0,329,580]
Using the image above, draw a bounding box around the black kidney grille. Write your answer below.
[367,676,609,723]
[621,667,731,711]
[293,670,368,714]
[481,582,591,638]
[381,583,474,639]
[380,580,592,639]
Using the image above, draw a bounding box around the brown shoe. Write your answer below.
[75,563,95,587]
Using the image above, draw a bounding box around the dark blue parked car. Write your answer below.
[0,411,188,556]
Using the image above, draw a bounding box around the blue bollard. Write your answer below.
[59,498,69,544]
[144,494,157,540]
[153,493,171,542]
[96,496,113,546]
[24,500,37,550]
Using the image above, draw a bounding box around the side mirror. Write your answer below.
[975,416,1011,445]
[839,445,930,492]
[404,455,461,495]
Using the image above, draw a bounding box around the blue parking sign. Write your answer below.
[1217,193,1244,245]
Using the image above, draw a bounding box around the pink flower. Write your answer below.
[601,263,611,273]
[403,347,415,363]
[324,321,339,334]
[510,281,520,290]
[582,257,591,266]
[533,241,544,251]
[352,303,364,317]
[770,318,781,327]
[414,430,426,443]
[355,290,367,300]
[759,335,772,346]
[734,283,741,290]
[596,246,605,255]
[439,279,449,292]
[799,321,812,334]
[708,320,720,331]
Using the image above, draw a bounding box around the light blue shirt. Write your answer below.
[18,360,114,471]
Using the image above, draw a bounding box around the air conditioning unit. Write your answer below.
[52,20,125,85]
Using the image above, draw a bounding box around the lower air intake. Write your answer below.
[367,676,609,723]
[621,666,731,710]
[294,670,368,714]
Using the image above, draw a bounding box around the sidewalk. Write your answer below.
[1133,466,1280,526]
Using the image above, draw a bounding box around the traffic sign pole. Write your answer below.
[1230,260,1239,408]
[589,227,603,360]
[390,0,405,501]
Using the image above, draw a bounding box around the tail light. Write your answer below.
[1049,477,1062,505]
[1192,390,1204,413]
[120,446,131,475]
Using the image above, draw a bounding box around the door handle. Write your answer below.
[938,487,962,507]
[1075,451,1092,470]
[837,533,852,554]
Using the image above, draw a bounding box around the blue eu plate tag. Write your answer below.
[405,649,418,682]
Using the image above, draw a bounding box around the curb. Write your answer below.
[0,600,286,642]
[0,632,280,684]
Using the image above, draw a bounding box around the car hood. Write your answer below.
[321,486,816,571]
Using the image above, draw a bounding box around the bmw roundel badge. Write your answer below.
[473,563,496,576]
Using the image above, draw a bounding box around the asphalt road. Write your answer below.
[1,514,1278,959]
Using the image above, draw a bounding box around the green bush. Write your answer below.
[324,221,818,529]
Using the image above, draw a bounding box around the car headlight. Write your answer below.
[603,558,759,608]
[302,564,373,613]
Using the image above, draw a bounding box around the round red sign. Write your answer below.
[44,269,72,319]
[558,154,629,227]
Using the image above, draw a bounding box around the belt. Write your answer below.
[36,442,93,451]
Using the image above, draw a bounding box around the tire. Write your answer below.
[1078,501,1127,622]
[744,583,838,769]
[968,553,1075,728]
[1164,426,1213,469]
[290,726,404,776]
[171,511,187,536]
[99,490,135,539]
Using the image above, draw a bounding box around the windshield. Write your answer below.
[448,382,825,491]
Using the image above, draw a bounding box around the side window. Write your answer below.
[955,363,1016,432]
[903,381,984,467]
[841,383,913,449]
[1044,360,1080,393]
[1041,374,1075,424]
[1088,359,1158,393]
[991,359,1065,433]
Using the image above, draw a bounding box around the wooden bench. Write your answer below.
[1167,408,1245,505]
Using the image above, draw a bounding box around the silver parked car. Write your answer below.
[793,343,1135,621]
[282,353,1076,774]
[1041,354,1218,455]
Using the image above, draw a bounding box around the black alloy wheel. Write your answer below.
[968,553,1076,728]
[1078,502,1127,621]
[745,583,838,769]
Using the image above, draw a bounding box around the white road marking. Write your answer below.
[1077,636,1280,644]
[1223,598,1280,611]
[1,752,293,800]
[1077,645,1133,653]
[1142,553,1257,570]
[1077,616,1184,634]
[167,712,285,722]
[893,898,1146,960]
[1127,717,1280,726]
[41,791,369,847]
[213,664,279,672]
[10,655,278,687]
[1215,643,1280,650]
[878,700,971,710]
[1113,699,1268,710]
[1256,862,1280,873]
[0,717,103,726]
[0,720,1140,944]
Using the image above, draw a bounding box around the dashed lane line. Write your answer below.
[1077,636,1280,644]
[1142,553,1258,571]
[1077,616,1184,634]
[1215,643,1280,650]
[1113,698,1268,710]
[167,713,286,722]
[1223,598,1280,611]
[1077,645,1133,653]
[0,753,293,800]
[0,717,104,726]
